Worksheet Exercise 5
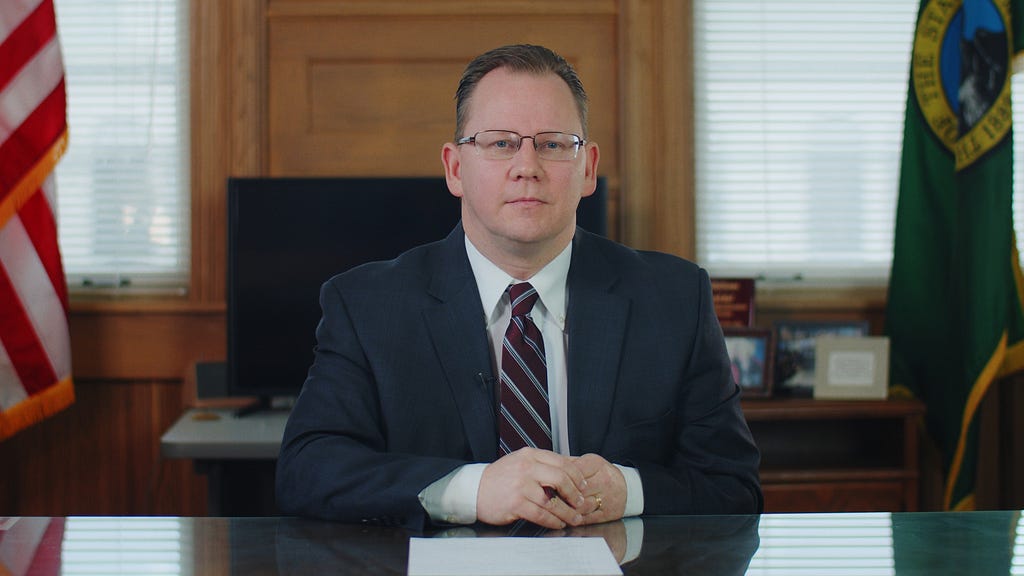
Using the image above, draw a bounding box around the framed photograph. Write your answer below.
[814,336,890,400]
[723,327,774,398]
[772,320,869,397]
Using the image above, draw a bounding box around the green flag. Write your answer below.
[887,0,1024,511]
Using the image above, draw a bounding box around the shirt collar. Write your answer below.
[464,236,572,331]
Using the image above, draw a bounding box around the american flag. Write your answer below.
[0,0,73,440]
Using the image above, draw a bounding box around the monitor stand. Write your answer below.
[234,395,296,418]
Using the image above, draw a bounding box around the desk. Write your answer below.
[2,512,1020,574]
[161,408,288,459]
[161,408,289,514]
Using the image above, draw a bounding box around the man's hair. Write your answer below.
[454,44,589,140]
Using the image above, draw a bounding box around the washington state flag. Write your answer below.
[887,0,1024,511]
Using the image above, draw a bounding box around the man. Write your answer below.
[276,44,762,531]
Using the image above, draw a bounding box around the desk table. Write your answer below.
[2,511,1020,575]
[161,408,289,514]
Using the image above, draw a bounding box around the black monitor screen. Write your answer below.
[226,176,607,399]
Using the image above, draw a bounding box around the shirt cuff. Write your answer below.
[621,517,645,564]
[417,463,487,525]
[614,464,644,517]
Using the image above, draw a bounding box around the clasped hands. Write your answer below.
[477,448,626,529]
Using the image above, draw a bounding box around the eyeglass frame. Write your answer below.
[456,130,587,161]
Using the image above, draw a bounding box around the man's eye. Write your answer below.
[541,140,565,151]
[492,139,513,149]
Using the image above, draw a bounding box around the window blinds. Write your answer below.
[53,0,189,293]
[694,0,1024,285]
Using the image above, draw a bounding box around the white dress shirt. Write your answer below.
[417,236,644,524]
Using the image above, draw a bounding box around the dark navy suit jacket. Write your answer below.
[276,224,762,529]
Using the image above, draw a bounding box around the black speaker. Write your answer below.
[195,361,228,398]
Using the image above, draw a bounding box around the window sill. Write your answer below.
[69,297,225,316]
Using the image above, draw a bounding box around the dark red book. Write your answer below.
[711,277,755,327]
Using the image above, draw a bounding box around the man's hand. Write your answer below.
[573,453,628,524]
[477,448,589,529]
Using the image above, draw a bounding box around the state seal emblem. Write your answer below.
[912,0,1012,169]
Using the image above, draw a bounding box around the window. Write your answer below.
[54,0,189,293]
[694,1,1024,285]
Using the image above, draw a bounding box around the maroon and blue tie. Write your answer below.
[499,282,552,454]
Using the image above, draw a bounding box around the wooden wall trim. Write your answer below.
[758,286,889,314]
[619,0,694,257]
[230,1,268,176]
[191,1,229,303]
[191,0,267,304]
[70,310,225,380]
[267,0,617,17]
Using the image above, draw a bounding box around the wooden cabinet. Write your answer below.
[741,398,925,512]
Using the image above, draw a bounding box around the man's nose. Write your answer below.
[510,139,544,179]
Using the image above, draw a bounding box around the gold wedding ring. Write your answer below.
[594,494,603,511]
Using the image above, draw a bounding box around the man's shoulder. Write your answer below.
[576,229,702,276]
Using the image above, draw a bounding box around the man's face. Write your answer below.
[442,68,599,260]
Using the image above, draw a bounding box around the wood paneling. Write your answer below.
[69,304,225,380]
[266,0,617,17]
[266,10,620,187]
[191,0,267,303]
[620,0,693,255]
[0,379,206,516]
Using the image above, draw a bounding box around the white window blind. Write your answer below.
[694,1,1024,285]
[53,0,189,293]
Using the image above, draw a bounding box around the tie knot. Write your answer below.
[508,282,539,317]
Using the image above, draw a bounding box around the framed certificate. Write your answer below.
[813,336,890,400]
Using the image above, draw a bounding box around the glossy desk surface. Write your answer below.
[2,511,1021,575]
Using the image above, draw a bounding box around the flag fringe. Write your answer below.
[943,332,1007,510]
[1003,234,1024,376]
[951,493,976,512]
[0,127,68,230]
[0,376,74,441]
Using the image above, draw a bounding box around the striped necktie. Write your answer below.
[499,282,552,454]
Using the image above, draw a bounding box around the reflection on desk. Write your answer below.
[1,512,1021,575]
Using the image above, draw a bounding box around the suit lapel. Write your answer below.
[422,226,498,462]
[565,232,630,455]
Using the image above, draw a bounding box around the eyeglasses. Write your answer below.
[456,130,585,161]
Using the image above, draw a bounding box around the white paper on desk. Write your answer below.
[407,537,622,576]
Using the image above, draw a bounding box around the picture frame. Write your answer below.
[772,320,870,397]
[723,327,774,398]
[813,336,890,400]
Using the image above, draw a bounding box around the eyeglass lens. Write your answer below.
[472,131,581,161]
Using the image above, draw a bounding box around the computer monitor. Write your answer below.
[226,176,608,409]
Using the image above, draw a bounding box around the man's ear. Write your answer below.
[581,141,600,198]
[441,142,464,198]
